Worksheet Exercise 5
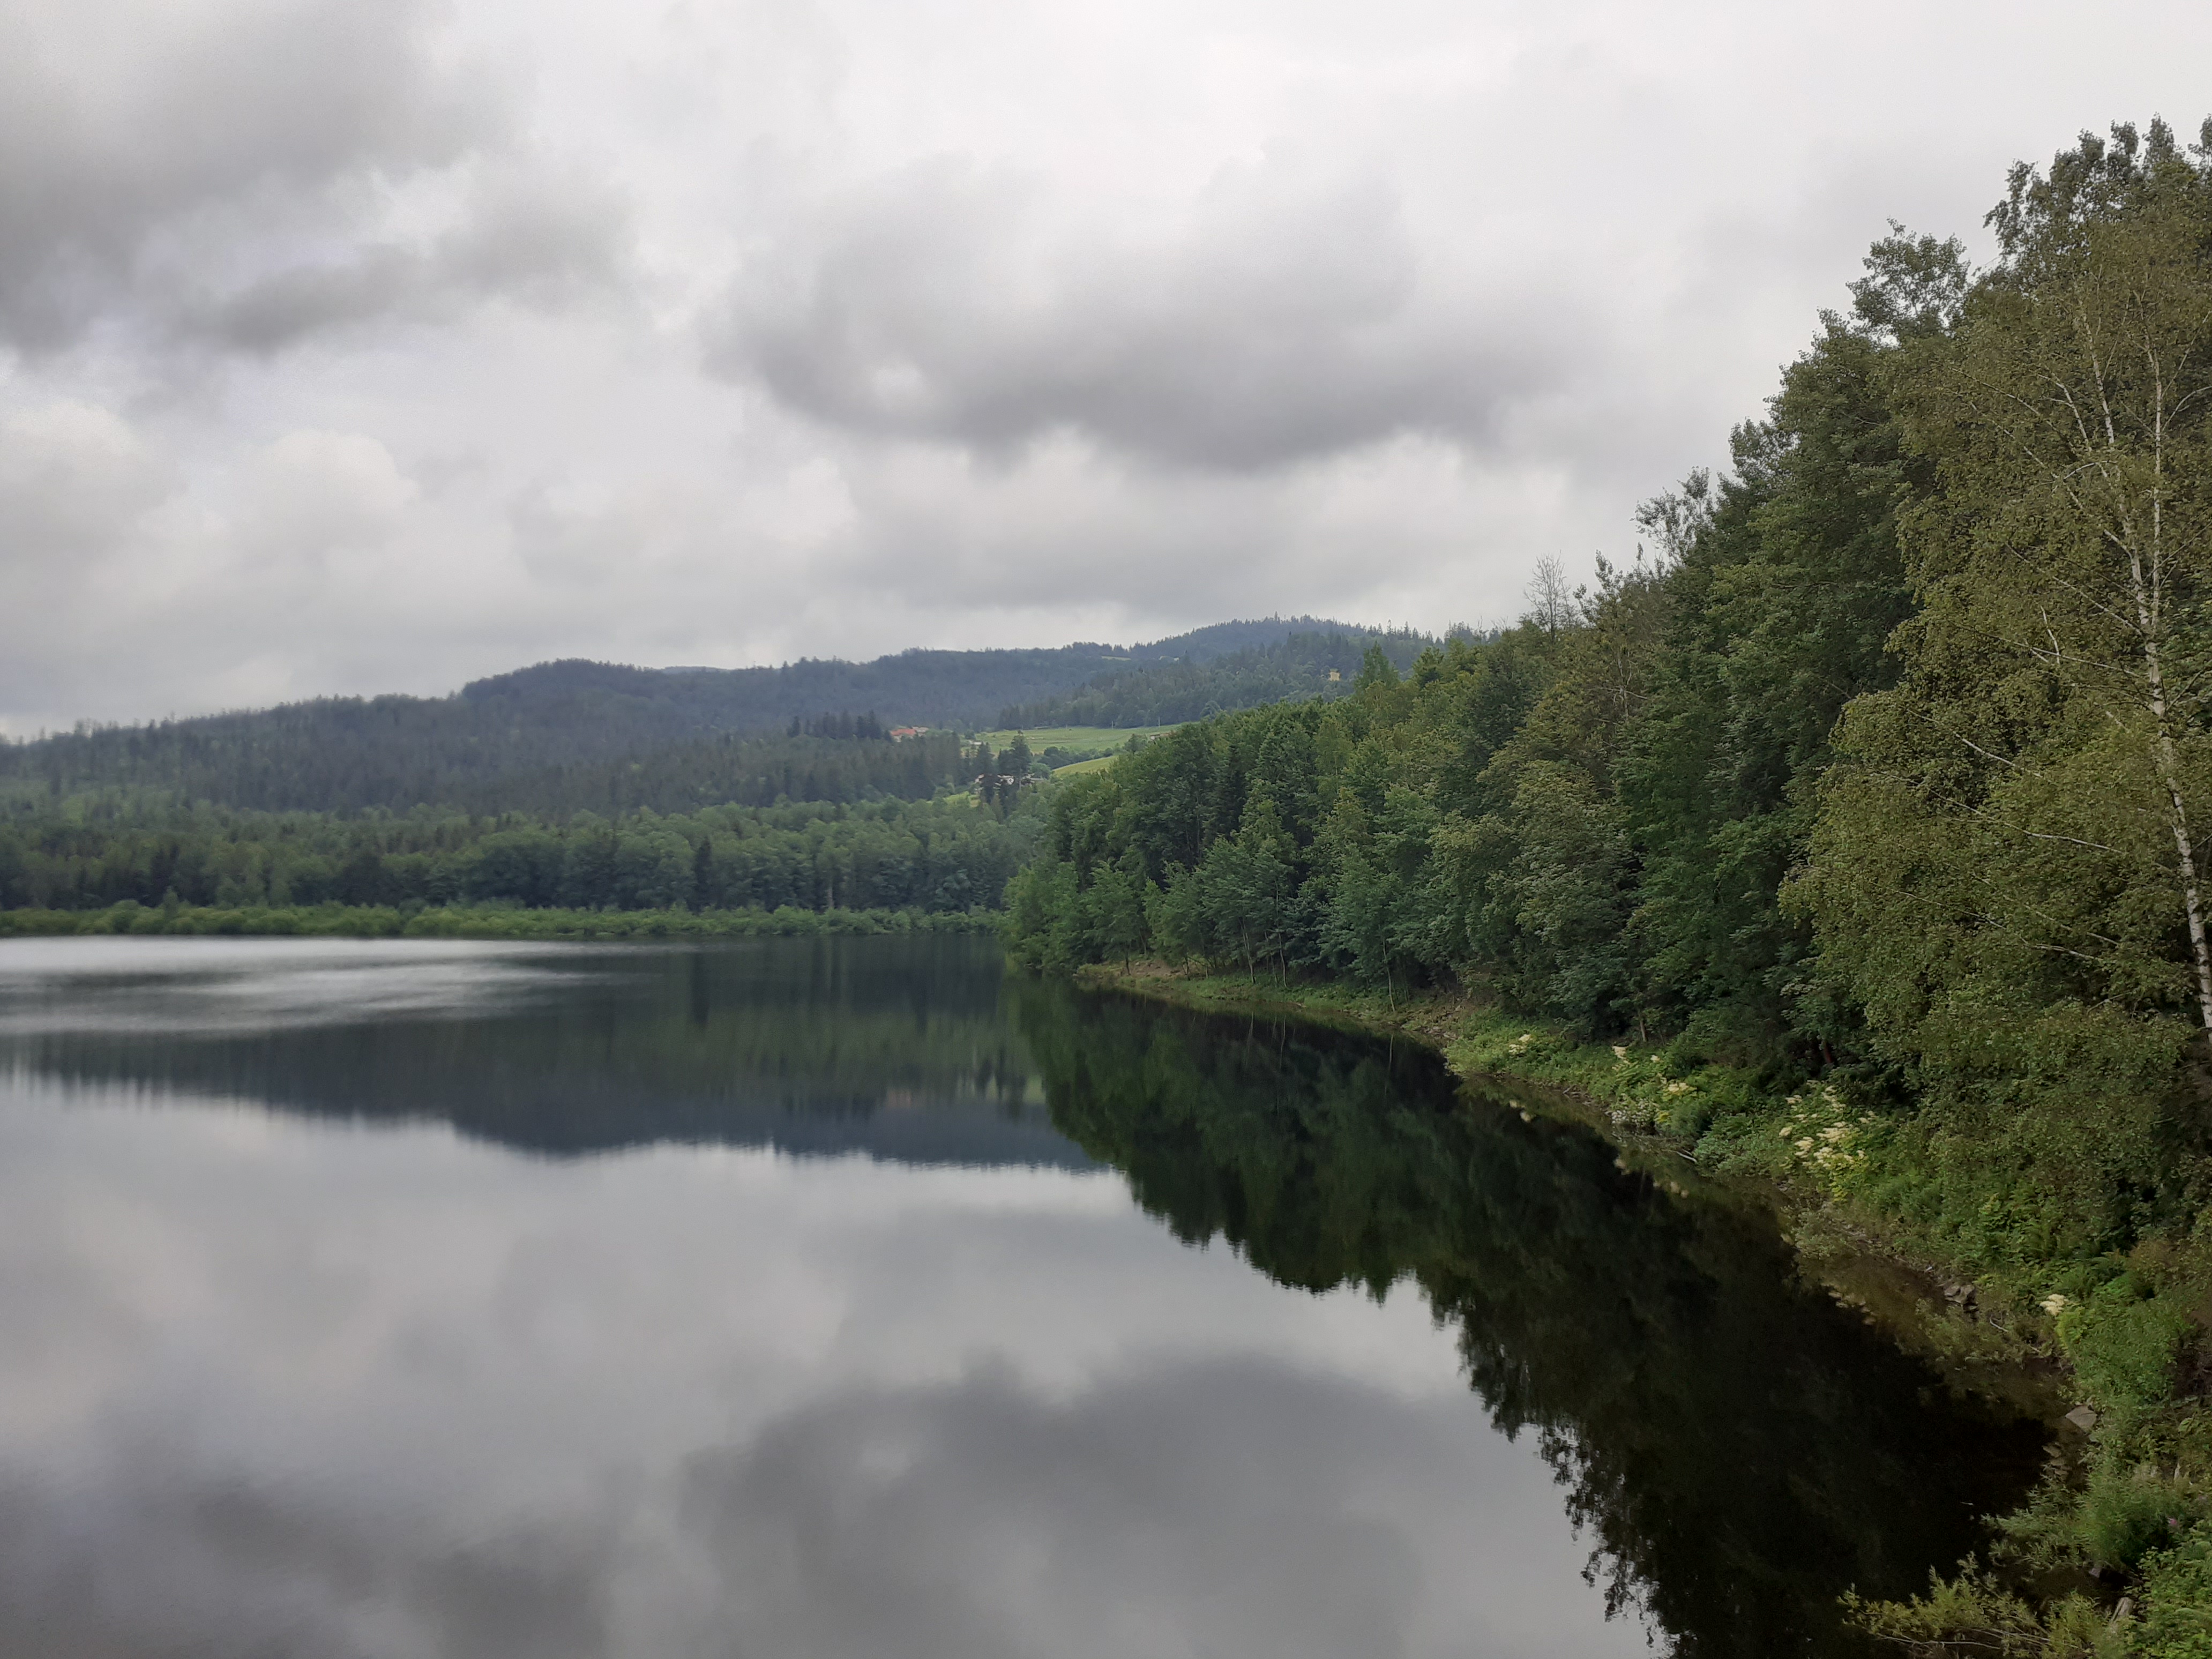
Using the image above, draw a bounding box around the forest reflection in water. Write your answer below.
[0,935,2042,1657]
[1013,975,2048,1654]
[0,931,1077,1166]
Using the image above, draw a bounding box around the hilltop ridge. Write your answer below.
[0,616,1414,816]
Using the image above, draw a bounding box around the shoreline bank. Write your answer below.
[1071,958,2064,1411]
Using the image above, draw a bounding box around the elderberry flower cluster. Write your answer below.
[1778,1085,1875,1192]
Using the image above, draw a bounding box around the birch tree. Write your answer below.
[1923,121,2212,1035]
[1806,122,2212,1083]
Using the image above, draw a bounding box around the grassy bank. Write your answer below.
[1075,960,2212,1656]
[0,901,1000,941]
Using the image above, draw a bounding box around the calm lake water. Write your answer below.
[0,933,2041,1658]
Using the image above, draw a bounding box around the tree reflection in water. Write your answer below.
[1014,975,2045,1658]
[1,935,2044,1655]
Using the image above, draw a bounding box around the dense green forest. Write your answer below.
[0,618,1343,816]
[997,626,1441,728]
[0,790,1029,918]
[1010,121,2212,1651]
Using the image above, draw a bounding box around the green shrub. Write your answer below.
[2080,1466,2199,1571]
[2134,1526,2212,1657]
[2062,1278,2191,1417]
[1848,1568,2124,1657]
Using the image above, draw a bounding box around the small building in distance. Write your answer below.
[889,726,930,740]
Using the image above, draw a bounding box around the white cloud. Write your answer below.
[0,401,179,724]
[711,152,1564,469]
[5,0,2212,725]
[0,401,173,559]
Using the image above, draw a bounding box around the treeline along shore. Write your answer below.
[1007,122,2212,1654]
[0,795,1028,920]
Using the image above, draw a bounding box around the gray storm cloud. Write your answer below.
[716,156,1558,470]
[0,0,626,355]
[170,161,633,354]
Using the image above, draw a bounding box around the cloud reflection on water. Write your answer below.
[0,1056,1643,1659]
[0,937,597,1036]
[0,934,2041,1657]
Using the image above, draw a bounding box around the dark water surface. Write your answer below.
[0,935,2041,1657]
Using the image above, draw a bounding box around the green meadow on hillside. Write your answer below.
[978,724,1180,753]
[977,726,1183,774]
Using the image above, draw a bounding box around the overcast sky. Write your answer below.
[3,0,2209,731]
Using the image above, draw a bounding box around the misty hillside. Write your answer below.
[0,617,1394,816]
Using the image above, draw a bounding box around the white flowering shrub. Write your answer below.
[1777,1085,1877,1196]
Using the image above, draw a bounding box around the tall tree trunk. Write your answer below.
[2148,656,2212,1036]
[2128,533,2212,1036]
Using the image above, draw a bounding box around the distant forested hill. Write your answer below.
[998,626,1450,728]
[0,617,1356,815]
